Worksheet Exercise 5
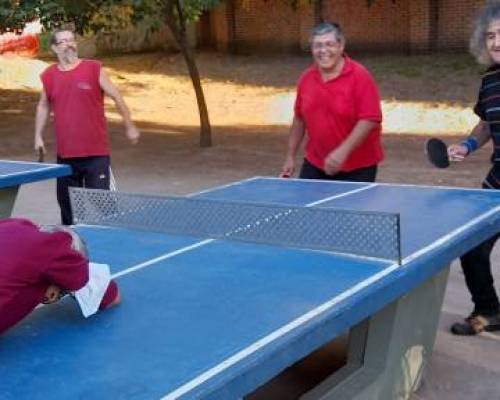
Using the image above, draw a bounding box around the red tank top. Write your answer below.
[41,60,109,158]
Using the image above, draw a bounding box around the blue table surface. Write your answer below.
[0,160,71,188]
[2,177,500,399]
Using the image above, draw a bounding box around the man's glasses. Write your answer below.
[55,38,75,46]
[312,41,341,50]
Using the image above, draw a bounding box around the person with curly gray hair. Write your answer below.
[447,1,500,335]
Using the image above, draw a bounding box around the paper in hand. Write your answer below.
[73,263,111,318]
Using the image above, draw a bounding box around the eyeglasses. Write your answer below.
[55,38,75,46]
[312,41,341,50]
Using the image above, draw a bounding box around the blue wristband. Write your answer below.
[460,137,478,155]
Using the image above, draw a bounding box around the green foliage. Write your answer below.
[0,0,223,35]
[0,0,44,33]
[165,0,221,22]
[0,0,400,35]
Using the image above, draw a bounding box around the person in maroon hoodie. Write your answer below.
[0,218,120,334]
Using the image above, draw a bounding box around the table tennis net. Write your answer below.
[70,188,402,263]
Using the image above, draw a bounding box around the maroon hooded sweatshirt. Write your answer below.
[0,218,117,334]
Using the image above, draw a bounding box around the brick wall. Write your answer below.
[205,0,489,54]
[323,0,411,53]
[298,3,316,51]
[436,0,484,51]
[232,0,302,53]
[409,0,435,53]
[198,2,235,52]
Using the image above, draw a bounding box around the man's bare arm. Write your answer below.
[281,116,306,177]
[99,68,140,144]
[34,90,50,156]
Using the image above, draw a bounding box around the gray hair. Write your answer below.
[310,22,345,43]
[49,26,75,46]
[470,1,500,64]
[39,224,88,260]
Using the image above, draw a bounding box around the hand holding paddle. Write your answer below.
[425,138,466,169]
[37,147,45,163]
[448,143,468,162]
[280,157,294,178]
[34,135,46,163]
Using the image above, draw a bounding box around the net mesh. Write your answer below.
[70,188,401,263]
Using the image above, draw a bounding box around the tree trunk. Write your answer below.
[165,14,212,147]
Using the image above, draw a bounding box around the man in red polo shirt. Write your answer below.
[280,22,383,181]
[0,218,120,334]
[34,27,140,225]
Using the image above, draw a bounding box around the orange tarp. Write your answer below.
[0,34,39,57]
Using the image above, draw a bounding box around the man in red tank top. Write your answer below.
[34,28,140,224]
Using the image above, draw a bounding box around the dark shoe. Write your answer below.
[451,312,500,335]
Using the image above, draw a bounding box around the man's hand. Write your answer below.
[324,146,349,176]
[109,290,121,307]
[42,285,62,304]
[34,137,46,160]
[126,124,140,145]
[280,156,295,178]
[448,144,467,162]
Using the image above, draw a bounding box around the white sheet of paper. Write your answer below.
[73,262,111,318]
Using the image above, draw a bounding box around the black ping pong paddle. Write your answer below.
[425,138,450,169]
[37,148,44,163]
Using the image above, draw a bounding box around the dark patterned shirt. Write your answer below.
[474,64,500,189]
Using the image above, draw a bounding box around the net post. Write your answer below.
[396,215,402,265]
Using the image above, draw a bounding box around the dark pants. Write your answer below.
[57,156,110,225]
[299,158,378,182]
[460,233,500,315]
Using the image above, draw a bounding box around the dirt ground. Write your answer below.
[1,51,500,399]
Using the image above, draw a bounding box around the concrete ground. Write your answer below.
[10,130,500,400]
[418,255,500,400]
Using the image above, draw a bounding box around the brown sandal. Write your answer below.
[451,313,500,335]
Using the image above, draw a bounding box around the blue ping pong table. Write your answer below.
[2,177,500,400]
[0,159,71,217]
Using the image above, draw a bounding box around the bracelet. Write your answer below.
[460,137,478,155]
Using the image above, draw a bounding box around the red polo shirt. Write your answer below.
[0,218,117,334]
[294,56,383,172]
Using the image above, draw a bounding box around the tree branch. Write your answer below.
[174,0,186,34]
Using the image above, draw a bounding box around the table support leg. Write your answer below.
[0,186,19,218]
[302,266,450,400]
